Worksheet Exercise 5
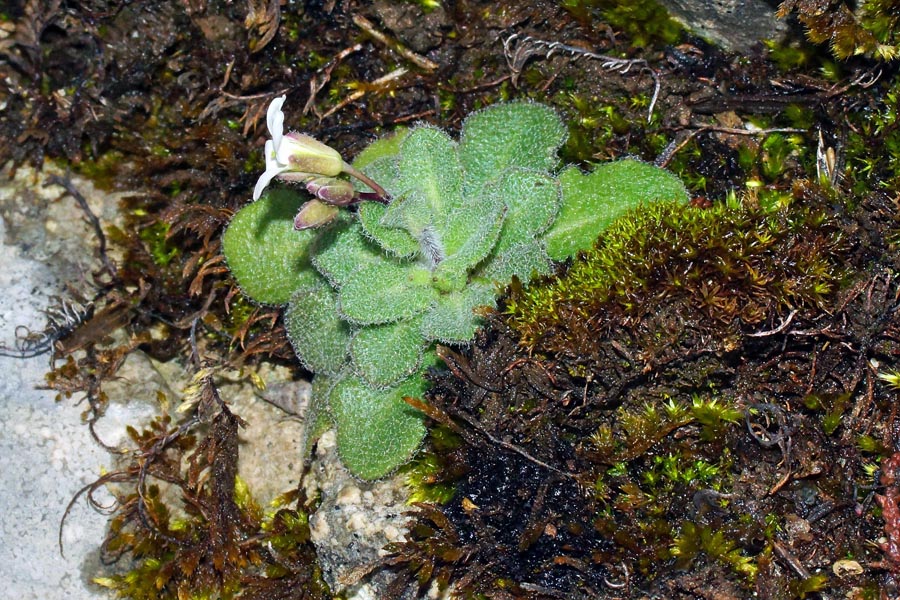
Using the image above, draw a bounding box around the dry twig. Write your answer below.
[503,33,660,122]
[352,14,438,72]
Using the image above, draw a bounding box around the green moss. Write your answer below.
[778,0,900,60]
[690,395,743,441]
[72,150,126,190]
[556,92,632,162]
[671,521,758,583]
[844,78,900,195]
[763,39,819,71]
[561,0,682,47]
[94,412,332,600]
[789,573,830,598]
[803,392,851,436]
[505,194,847,352]
[403,454,456,505]
[138,221,179,267]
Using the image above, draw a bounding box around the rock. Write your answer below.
[372,0,451,54]
[306,430,412,598]
[0,165,309,600]
[657,0,788,52]
[0,162,124,600]
[0,161,411,600]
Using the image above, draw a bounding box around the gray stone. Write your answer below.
[306,430,411,598]
[657,0,788,52]
[372,0,450,54]
[0,162,124,600]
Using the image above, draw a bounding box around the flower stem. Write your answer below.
[342,161,388,200]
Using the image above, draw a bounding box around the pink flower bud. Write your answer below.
[294,199,340,230]
[305,176,356,206]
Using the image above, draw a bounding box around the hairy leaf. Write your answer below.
[431,196,506,293]
[544,159,690,260]
[399,126,464,216]
[312,220,385,287]
[356,154,401,196]
[352,127,409,171]
[491,168,560,251]
[358,201,421,258]
[284,283,352,375]
[350,317,426,387]
[383,127,462,239]
[338,261,438,325]
[328,374,428,479]
[222,189,320,304]
[478,239,553,284]
[421,281,496,343]
[301,374,338,460]
[459,102,567,192]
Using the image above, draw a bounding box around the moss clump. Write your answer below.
[671,521,758,582]
[844,76,900,196]
[777,0,900,60]
[378,187,899,597]
[83,376,331,600]
[505,193,847,353]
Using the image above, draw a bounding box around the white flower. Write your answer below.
[252,95,345,200]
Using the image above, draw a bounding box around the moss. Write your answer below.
[560,0,683,47]
[671,521,758,583]
[89,381,332,600]
[138,221,179,267]
[778,0,900,60]
[555,92,633,162]
[402,426,461,505]
[843,77,900,196]
[505,194,847,353]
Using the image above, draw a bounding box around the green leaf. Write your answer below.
[350,317,427,387]
[421,281,496,343]
[284,283,352,375]
[472,169,558,285]
[543,159,690,261]
[491,168,560,252]
[431,194,506,292]
[399,126,463,216]
[338,260,438,325]
[358,201,421,258]
[459,102,566,192]
[352,127,409,171]
[384,127,463,239]
[356,155,401,196]
[222,189,321,304]
[328,373,428,479]
[478,239,553,285]
[301,374,338,461]
[311,220,385,288]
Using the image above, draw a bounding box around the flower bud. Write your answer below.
[277,133,344,177]
[294,199,340,230]
[305,176,356,206]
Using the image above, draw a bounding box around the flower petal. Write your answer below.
[276,133,344,176]
[267,95,286,150]
[263,139,283,171]
[253,161,288,200]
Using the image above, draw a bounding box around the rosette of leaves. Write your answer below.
[223,102,688,479]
